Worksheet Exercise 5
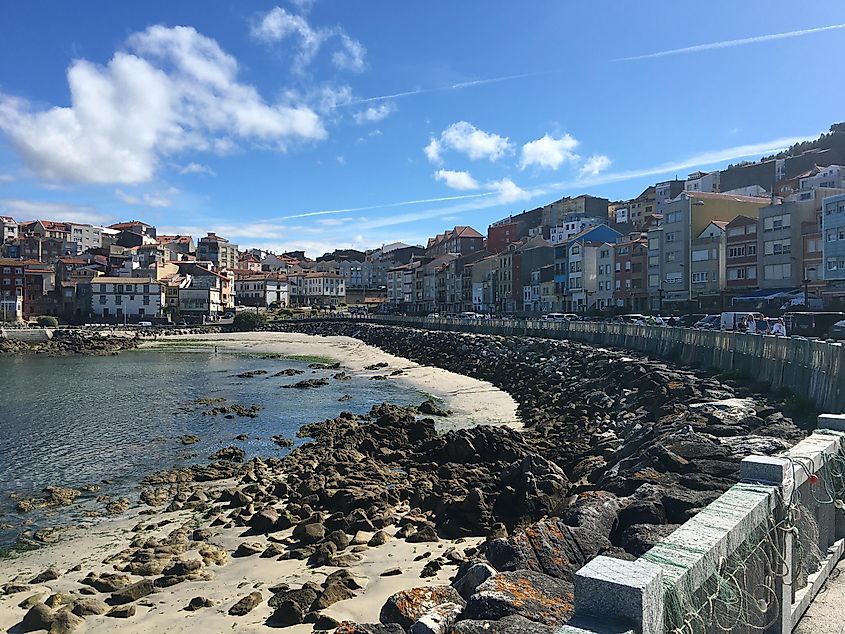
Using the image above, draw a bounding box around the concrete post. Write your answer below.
[818,414,845,431]
[740,455,793,634]
[572,556,664,634]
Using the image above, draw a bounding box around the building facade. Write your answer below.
[197,233,238,270]
[90,277,165,322]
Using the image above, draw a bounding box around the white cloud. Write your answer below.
[115,187,178,208]
[0,25,326,185]
[333,34,366,72]
[616,23,845,62]
[425,121,510,163]
[251,6,365,73]
[579,154,611,177]
[434,169,479,190]
[520,133,579,170]
[0,173,14,183]
[0,198,111,225]
[336,155,345,165]
[353,102,395,124]
[290,0,316,12]
[424,138,442,164]
[488,178,529,203]
[178,162,215,176]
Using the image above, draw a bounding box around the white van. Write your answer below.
[720,312,763,331]
[543,313,578,322]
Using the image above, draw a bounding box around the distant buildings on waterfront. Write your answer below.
[4,127,845,322]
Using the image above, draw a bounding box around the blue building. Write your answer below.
[822,193,845,283]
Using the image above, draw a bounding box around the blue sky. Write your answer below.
[1,1,844,256]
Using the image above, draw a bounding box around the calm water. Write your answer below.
[0,351,423,547]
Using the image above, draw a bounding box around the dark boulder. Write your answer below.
[464,570,574,627]
[380,586,465,630]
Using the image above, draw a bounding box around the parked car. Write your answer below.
[137,321,153,327]
[719,311,764,331]
[543,313,578,322]
[426,312,440,318]
[459,311,483,319]
[829,319,845,340]
[618,314,647,325]
[693,314,720,329]
[677,313,708,327]
[784,312,845,338]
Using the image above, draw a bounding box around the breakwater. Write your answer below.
[322,316,845,413]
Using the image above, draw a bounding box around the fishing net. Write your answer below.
[644,434,845,633]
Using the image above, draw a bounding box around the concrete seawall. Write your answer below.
[329,316,845,413]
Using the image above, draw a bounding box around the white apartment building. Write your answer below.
[549,215,606,245]
[0,216,18,242]
[91,277,165,322]
[289,272,346,307]
[68,223,102,251]
[235,275,289,307]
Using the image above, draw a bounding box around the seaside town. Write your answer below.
[3,125,845,330]
[3,4,845,634]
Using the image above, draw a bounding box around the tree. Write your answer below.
[36,315,59,327]
[232,311,265,331]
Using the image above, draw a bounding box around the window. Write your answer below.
[666,211,682,223]
[143,284,150,293]
[615,262,621,272]
[764,263,792,280]
[624,262,632,271]
[625,279,632,290]
[748,266,757,279]
[665,231,679,242]
[143,296,150,305]
[99,295,106,304]
[728,246,745,258]
[692,249,710,262]
[649,238,660,250]
[665,251,678,262]
[764,238,791,255]
[747,244,757,256]
[115,295,122,305]
[648,274,659,288]
[764,214,791,232]
[727,227,745,237]
[692,272,708,283]
[665,272,683,284]
[648,255,659,266]
[747,224,757,234]
[614,280,621,290]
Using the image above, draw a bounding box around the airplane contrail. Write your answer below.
[616,23,845,62]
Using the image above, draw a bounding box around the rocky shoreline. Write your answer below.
[0,324,809,633]
[0,330,142,356]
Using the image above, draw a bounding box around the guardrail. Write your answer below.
[561,413,845,634]
[301,315,845,413]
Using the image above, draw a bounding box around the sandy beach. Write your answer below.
[145,331,520,431]
[0,331,517,633]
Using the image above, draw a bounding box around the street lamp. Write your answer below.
[803,267,817,308]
